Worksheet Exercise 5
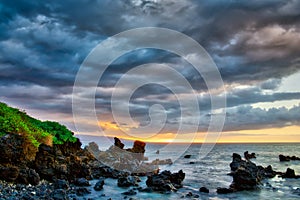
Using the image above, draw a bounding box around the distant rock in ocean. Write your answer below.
[279,154,300,162]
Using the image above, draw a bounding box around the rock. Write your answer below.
[282,168,300,178]
[244,151,256,160]
[217,187,234,194]
[94,177,105,191]
[146,170,185,192]
[54,179,69,190]
[156,150,159,154]
[279,154,300,162]
[151,159,173,165]
[186,192,193,197]
[85,142,100,156]
[228,153,278,191]
[75,187,91,196]
[230,153,243,171]
[127,140,146,161]
[184,155,191,159]
[75,178,90,186]
[230,167,258,190]
[0,166,19,182]
[51,189,68,200]
[122,189,137,196]
[199,187,209,193]
[118,176,139,187]
[114,137,125,149]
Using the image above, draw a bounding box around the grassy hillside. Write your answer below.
[0,102,77,147]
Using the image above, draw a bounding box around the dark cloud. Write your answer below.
[0,0,300,133]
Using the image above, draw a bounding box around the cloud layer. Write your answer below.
[1,0,300,136]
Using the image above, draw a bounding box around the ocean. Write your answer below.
[77,135,300,199]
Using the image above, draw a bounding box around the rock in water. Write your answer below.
[184,155,191,159]
[114,137,125,149]
[75,178,90,186]
[54,179,69,190]
[217,187,234,194]
[94,177,105,191]
[117,176,139,187]
[146,170,185,192]
[282,168,300,178]
[199,187,209,193]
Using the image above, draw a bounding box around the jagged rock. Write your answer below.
[85,142,100,156]
[228,153,278,191]
[199,187,209,193]
[244,151,256,160]
[151,159,173,165]
[75,187,91,196]
[217,187,234,194]
[122,189,137,195]
[17,168,40,185]
[51,189,68,200]
[117,176,139,187]
[94,177,105,191]
[146,170,185,192]
[279,154,300,162]
[114,137,125,149]
[74,178,90,186]
[54,179,69,190]
[282,168,300,178]
[184,155,191,159]
[0,166,19,182]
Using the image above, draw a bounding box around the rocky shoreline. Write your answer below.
[0,133,299,199]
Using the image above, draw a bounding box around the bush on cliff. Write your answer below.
[0,102,77,147]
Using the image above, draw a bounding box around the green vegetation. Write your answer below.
[0,102,77,147]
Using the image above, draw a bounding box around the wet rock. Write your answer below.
[279,154,300,162]
[199,186,209,193]
[114,137,125,149]
[118,176,139,187]
[217,187,234,194]
[230,167,258,190]
[54,179,69,190]
[126,140,146,161]
[122,189,137,196]
[85,142,100,156]
[94,177,105,191]
[0,166,19,182]
[184,155,191,159]
[75,178,90,186]
[146,170,185,192]
[244,151,256,160]
[75,187,91,196]
[51,189,68,200]
[281,168,300,178]
[151,159,173,165]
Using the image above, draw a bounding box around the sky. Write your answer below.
[0,0,300,143]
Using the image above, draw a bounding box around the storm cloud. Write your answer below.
[0,0,300,135]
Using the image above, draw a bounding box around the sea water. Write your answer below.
[77,135,300,200]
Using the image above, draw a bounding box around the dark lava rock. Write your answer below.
[75,187,91,196]
[75,178,90,186]
[282,168,300,178]
[0,166,19,182]
[279,154,300,162]
[217,187,234,194]
[114,137,125,149]
[94,177,105,191]
[244,151,256,160]
[51,189,68,200]
[118,176,139,187]
[184,155,191,159]
[126,140,146,160]
[17,168,40,186]
[122,189,137,196]
[228,153,278,191]
[146,170,185,192]
[199,186,209,193]
[54,179,69,190]
[85,142,100,156]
